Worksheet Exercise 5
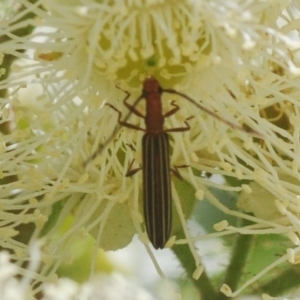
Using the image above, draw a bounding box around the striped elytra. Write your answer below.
[101,76,191,249]
[142,133,171,249]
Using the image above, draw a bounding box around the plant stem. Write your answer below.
[217,218,254,300]
[172,240,216,299]
[250,265,300,296]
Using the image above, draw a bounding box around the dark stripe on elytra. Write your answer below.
[142,133,171,249]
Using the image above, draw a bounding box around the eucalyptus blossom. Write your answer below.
[1,0,300,299]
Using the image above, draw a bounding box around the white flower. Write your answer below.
[1,0,300,298]
[43,274,158,300]
[0,250,160,300]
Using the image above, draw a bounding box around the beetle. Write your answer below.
[106,76,192,249]
[86,76,260,249]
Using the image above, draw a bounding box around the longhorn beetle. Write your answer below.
[106,77,192,249]
[86,76,260,249]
